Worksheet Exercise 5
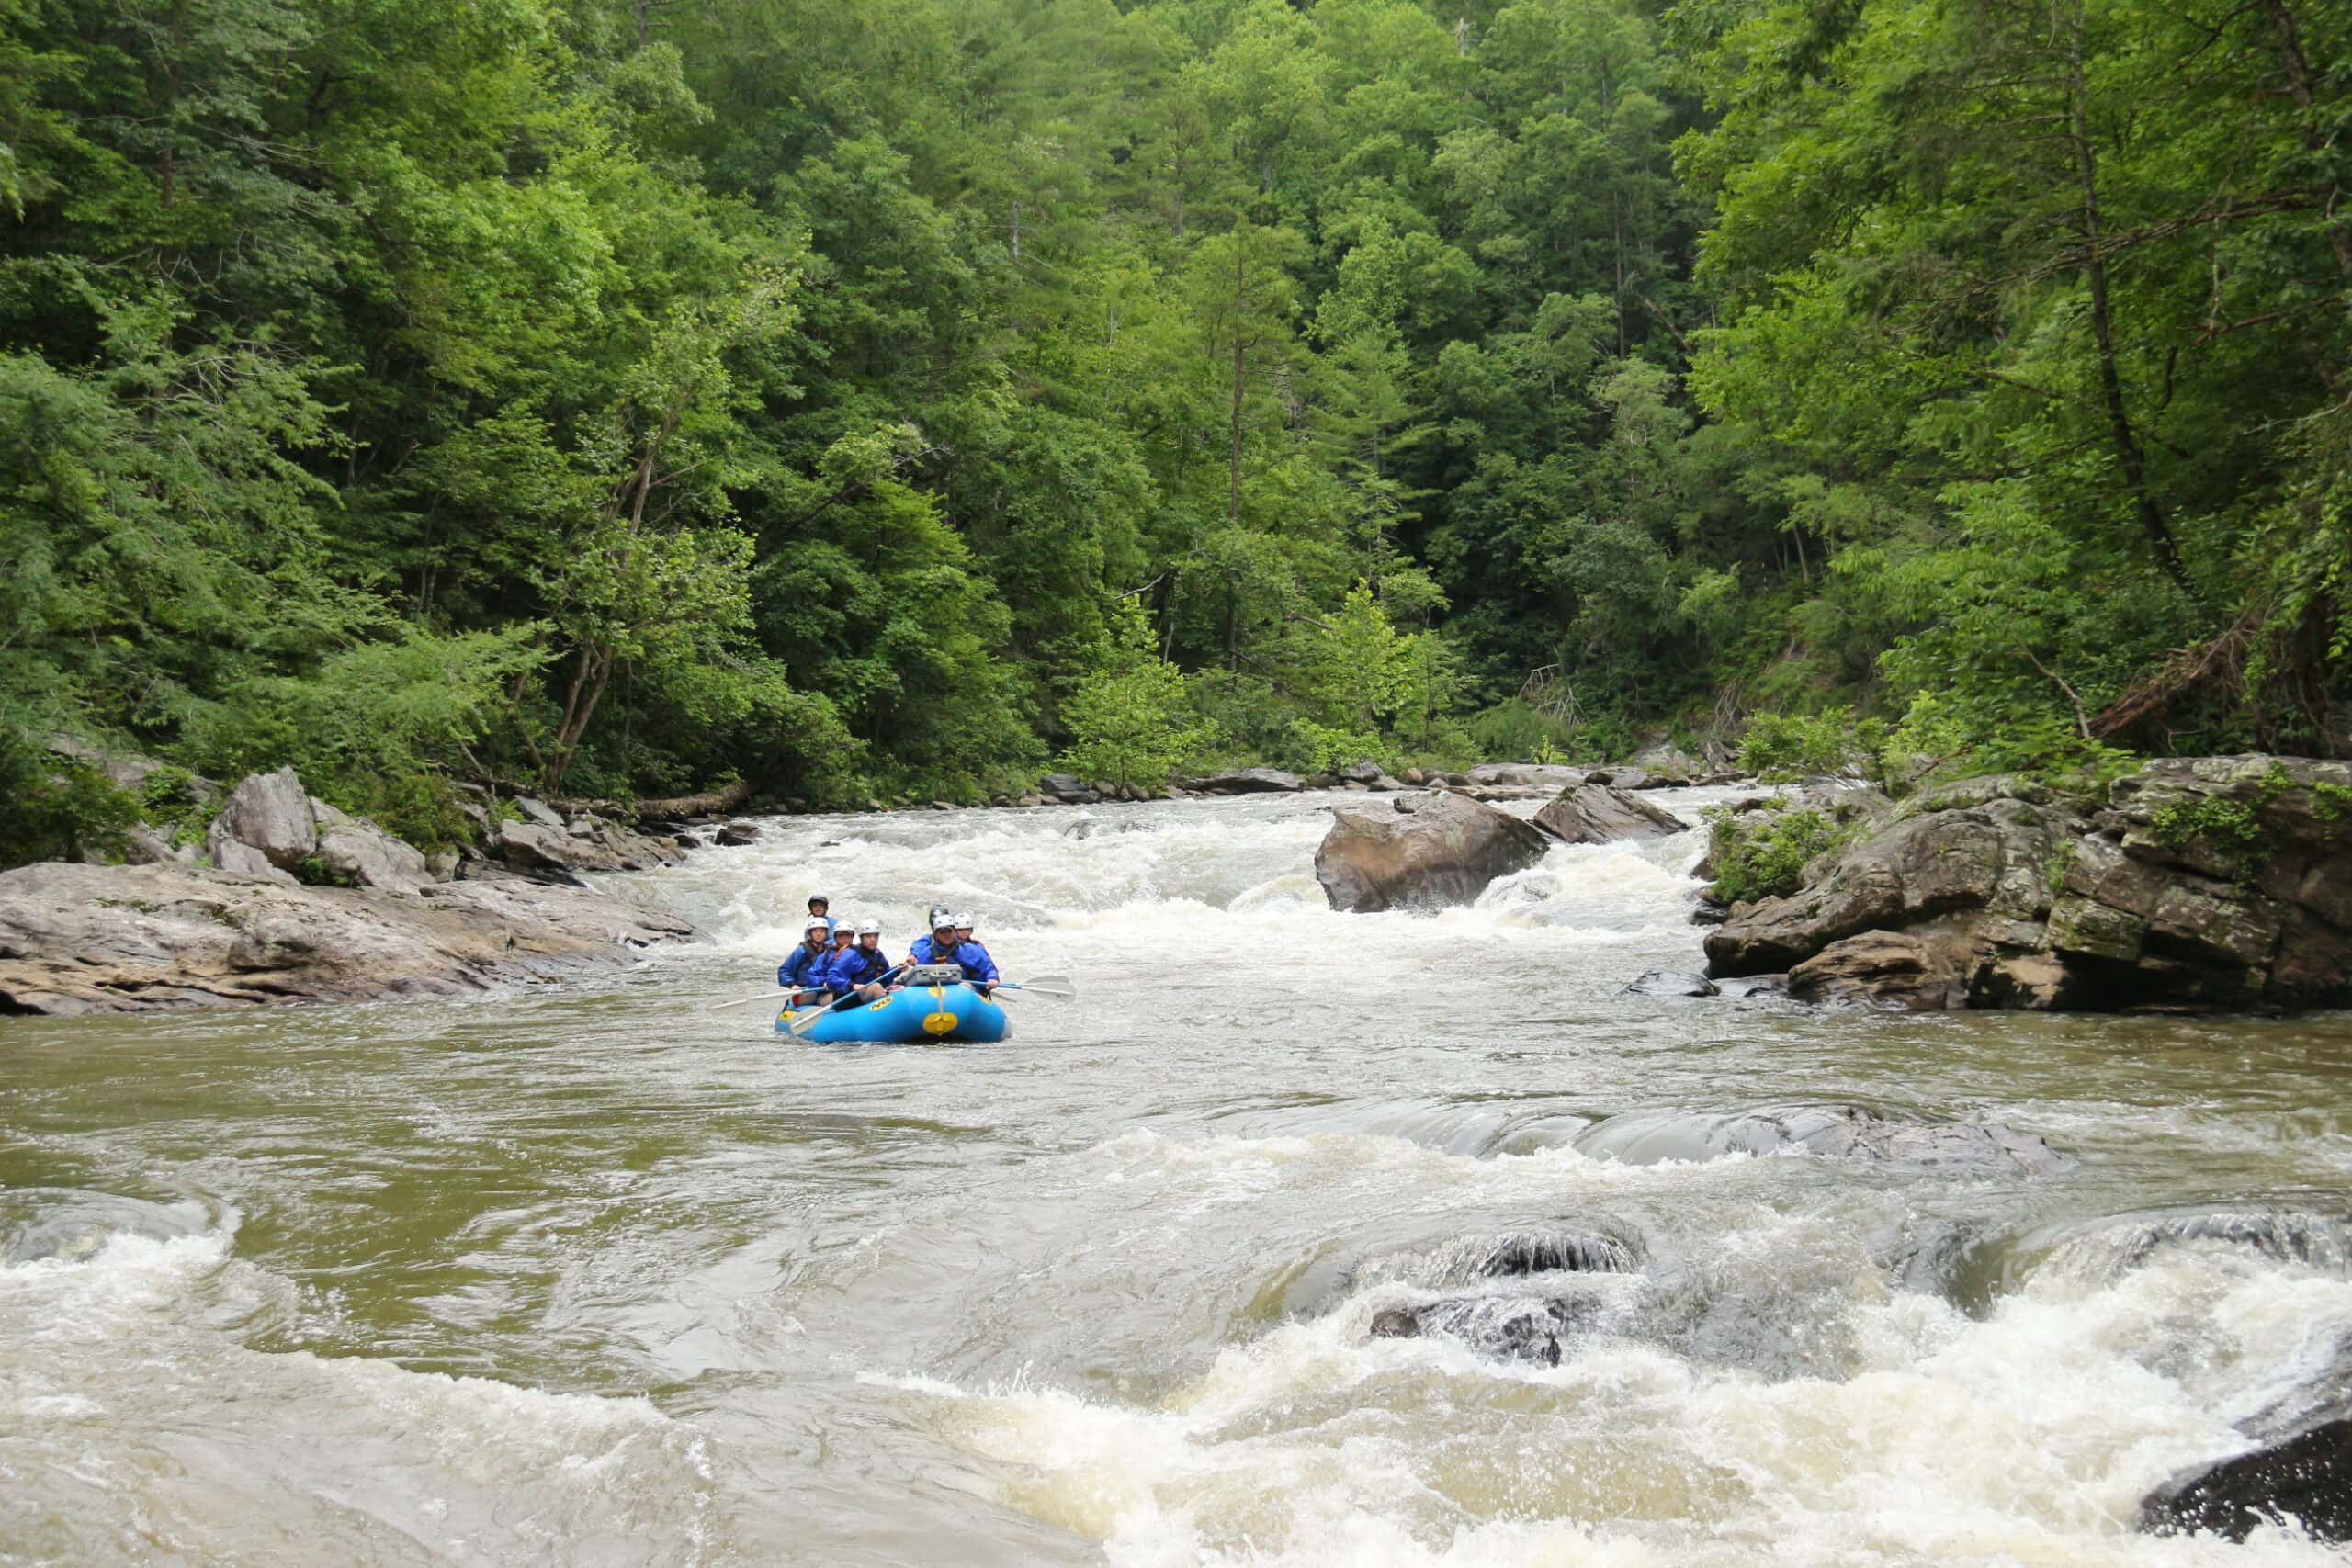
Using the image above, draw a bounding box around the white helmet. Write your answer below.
[857,921,881,936]
[805,917,830,935]
[953,912,975,928]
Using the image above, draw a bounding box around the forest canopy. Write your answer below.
[2,0,2346,860]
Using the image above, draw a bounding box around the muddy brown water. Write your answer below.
[6,789,2352,1565]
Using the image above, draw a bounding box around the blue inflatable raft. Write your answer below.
[776,978,1011,1044]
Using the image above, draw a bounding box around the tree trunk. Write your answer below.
[2064,17,2199,602]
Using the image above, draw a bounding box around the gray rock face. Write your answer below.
[1186,767,1305,795]
[0,862,693,1014]
[1534,784,1689,844]
[1313,791,1552,912]
[1702,757,2352,1010]
[1039,773,1086,798]
[513,796,566,829]
[207,768,318,874]
[1466,762,1587,789]
[488,814,682,876]
[714,820,761,845]
[311,799,434,893]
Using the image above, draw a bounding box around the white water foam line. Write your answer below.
[873,1245,2352,1567]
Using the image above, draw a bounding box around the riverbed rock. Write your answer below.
[513,796,565,829]
[1571,1104,2069,1176]
[2142,1418,2352,1543]
[206,767,318,874]
[1703,757,2352,1010]
[714,820,761,845]
[1313,792,1552,913]
[1534,784,1689,844]
[1623,968,1720,998]
[1186,767,1305,795]
[0,861,694,1014]
[1353,1223,1642,1363]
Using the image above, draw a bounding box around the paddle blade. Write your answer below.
[1004,976,1076,998]
[709,989,786,1014]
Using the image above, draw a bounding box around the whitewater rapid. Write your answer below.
[6,788,2352,1565]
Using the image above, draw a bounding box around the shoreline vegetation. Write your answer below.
[3,0,2346,878]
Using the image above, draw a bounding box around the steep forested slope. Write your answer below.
[2,0,2345,863]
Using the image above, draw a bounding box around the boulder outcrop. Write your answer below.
[1314,791,1551,912]
[205,767,317,881]
[1186,767,1306,795]
[1703,757,2352,1010]
[0,861,693,1015]
[1533,783,1689,844]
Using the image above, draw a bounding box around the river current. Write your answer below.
[6,787,2352,1565]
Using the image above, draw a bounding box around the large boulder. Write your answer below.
[1314,791,1551,912]
[1534,784,1689,843]
[0,861,693,1014]
[1186,767,1305,795]
[206,767,317,876]
[311,800,435,893]
[1703,757,2352,1010]
[489,815,680,876]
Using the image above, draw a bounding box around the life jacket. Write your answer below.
[777,940,831,989]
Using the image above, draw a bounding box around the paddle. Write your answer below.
[784,964,909,1038]
[709,987,795,1013]
[992,975,1076,998]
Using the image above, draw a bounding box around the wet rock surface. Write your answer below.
[1314,791,1552,912]
[1623,968,1719,998]
[1570,1103,2070,1177]
[2142,1418,2352,1543]
[1703,756,2352,1010]
[1533,783,1690,844]
[0,861,693,1015]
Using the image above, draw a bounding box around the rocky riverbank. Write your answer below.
[1702,755,2352,1011]
[1,762,698,1016]
[0,861,691,1014]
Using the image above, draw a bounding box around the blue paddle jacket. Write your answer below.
[776,940,832,989]
[908,935,998,985]
[823,944,893,995]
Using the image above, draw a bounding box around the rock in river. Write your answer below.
[2143,1409,2352,1544]
[1534,783,1689,844]
[0,862,693,1014]
[1314,791,1551,912]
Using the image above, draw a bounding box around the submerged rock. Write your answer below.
[2143,1416,2352,1543]
[1313,791,1551,913]
[1623,968,1720,998]
[1353,1222,1644,1364]
[1571,1103,2068,1177]
[1533,784,1689,844]
[0,861,693,1015]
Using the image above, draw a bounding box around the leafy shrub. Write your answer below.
[0,734,141,868]
[1737,709,1865,782]
[1057,601,1210,788]
[1704,804,1852,905]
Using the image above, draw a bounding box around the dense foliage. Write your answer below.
[2,0,2345,862]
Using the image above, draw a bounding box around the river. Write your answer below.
[6,787,2352,1565]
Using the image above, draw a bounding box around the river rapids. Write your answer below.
[6,787,2352,1565]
